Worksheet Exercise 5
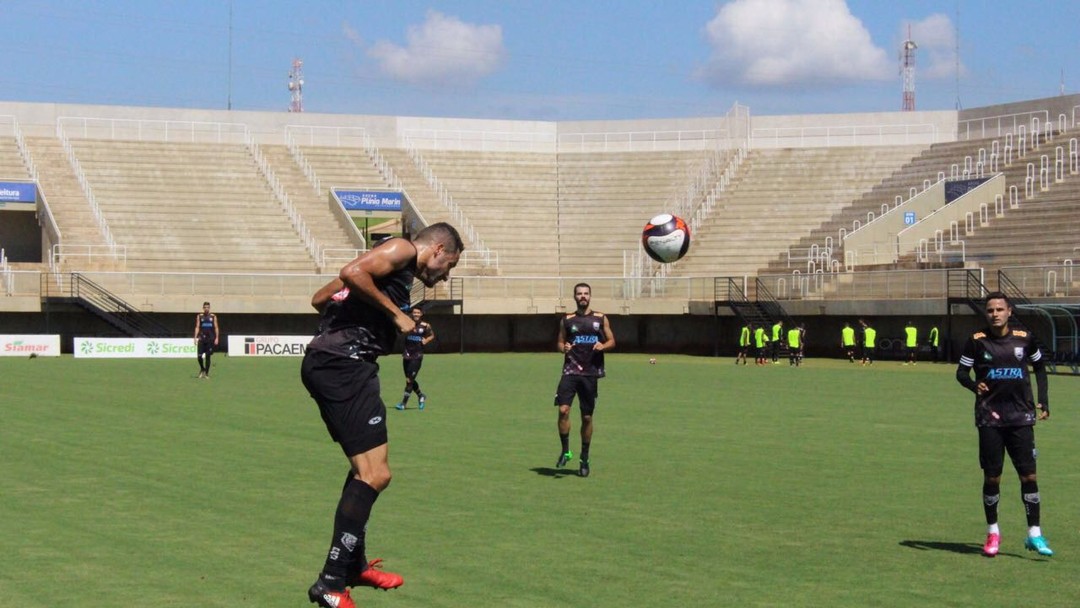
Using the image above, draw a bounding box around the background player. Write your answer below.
[955,291,1052,558]
[193,301,219,379]
[396,306,434,411]
[841,321,857,362]
[554,282,615,478]
[736,322,751,365]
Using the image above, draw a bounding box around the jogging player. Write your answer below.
[787,323,805,366]
[841,321,857,362]
[395,306,434,411]
[300,222,462,608]
[736,322,751,365]
[904,321,918,365]
[754,324,768,366]
[859,319,876,366]
[554,282,615,478]
[928,325,941,362]
[956,291,1052,558]
[194,301,219,378]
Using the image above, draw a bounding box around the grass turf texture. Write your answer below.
[2,354,1079,607]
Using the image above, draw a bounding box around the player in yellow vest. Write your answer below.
[753,326,768,366]
[904,321,918,365]
[841,322,856,363]
[860,319,876,366]
[736,323,751,365]
[770,320,784,364]
[787,324,805,367]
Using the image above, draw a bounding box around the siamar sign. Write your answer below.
[228,335,312,357]
[0,334,60,357]
[74,338,198,358]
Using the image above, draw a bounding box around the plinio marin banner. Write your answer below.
[228,335,312,356]
[74,337,197,358]
[334,190,403,212]
[0,334,61,357]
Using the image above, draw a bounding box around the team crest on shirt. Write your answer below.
[1014,347,1025,361]
[593,321,600,331]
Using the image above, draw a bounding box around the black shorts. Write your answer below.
[978,425,1037,477]
[301,349,388,457]
[554,375,598,415]
[402,356,423,380]
[197,339,214,355]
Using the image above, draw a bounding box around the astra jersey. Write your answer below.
[403,322,430,360]
[958,328,1044,427]
[562,311,608,377]
[307,250,415,360]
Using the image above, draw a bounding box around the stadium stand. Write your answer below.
[0,136,30,179]
[68,138,318,273]
[557,149,723,277]
[22,135,115,265]
[412,149,559,274]
[671,145,927,278]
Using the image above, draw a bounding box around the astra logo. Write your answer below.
[986,368,1024,380]
[573,335,599,345]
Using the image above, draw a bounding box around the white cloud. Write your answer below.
[699,0,891,88]
[367,10,505,86]
[907,14,964,80]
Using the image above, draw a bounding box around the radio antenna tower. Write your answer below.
[288,58,304,113]
[900,26,917,111]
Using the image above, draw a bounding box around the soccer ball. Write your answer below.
[641,214,691,263]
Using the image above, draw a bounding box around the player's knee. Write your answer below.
[558,405,571,417]
[1019,471,1037,483]
[365,468,392,491]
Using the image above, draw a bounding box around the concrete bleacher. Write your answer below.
[22,135,114,256]
[260,144,366,258]
[671,145,926,278]
[557,149,718,277]
[416,149,559,275]
[0,136,30,179]
[70,139,317,273]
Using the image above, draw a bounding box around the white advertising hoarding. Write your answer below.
[0,334,61,357]
[228,335,312,357]
[74,337,198,359]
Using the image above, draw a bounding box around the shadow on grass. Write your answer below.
[899,540,990,556]
[530,467,578,478]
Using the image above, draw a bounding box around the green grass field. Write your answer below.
[3,353,1079,607]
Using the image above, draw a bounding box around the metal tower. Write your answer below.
[288,58,304,113]
[900,27,917,112]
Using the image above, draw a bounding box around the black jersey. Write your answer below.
[562,311,608,378]
[197,313,216,341]
[307,253,415,360]
[403,322,430,361]
[957,328,1045,427]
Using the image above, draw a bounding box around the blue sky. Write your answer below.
[5,0,1079,120]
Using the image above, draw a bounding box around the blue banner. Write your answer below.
[335,190,403,212]
[0,182,36,203]
[944,178,988,203]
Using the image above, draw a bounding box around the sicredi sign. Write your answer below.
[74,338,198,358]
[228,335,312,356]
[0,334,60,357]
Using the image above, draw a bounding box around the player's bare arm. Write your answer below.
[558,314,572,353]
[421,322,435,346]
[594,314,616,352]
[340,238,417,333]
[310,278,345,312]
[212,314,220,345]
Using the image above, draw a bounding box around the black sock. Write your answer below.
[204,352,212,374]
[1021,480,1041,528]
[560,432,570,454]
[580,441,590,462]
[322,477,379,581]
[983,482,1000,526]
[197,355,205,372]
